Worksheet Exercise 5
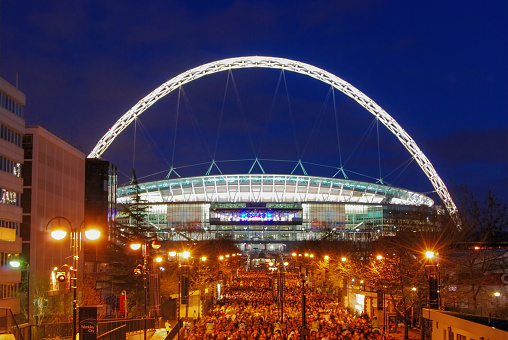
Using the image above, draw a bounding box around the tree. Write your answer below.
[79,275,104,307]
[116,169,153,244]
[366,231,445,340]
[442,187,508,314]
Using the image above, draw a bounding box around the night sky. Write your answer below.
[1,1,506,206]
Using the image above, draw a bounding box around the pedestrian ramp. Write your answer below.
[147,329,168,340]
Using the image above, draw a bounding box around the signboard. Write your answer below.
[387,312,397,333]
[79,307,97,340]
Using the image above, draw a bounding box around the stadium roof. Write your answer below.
[117,174,434,207]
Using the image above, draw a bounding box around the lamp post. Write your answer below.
[291,252,313,340]
[278,259,288,323]
[411,287,417,328]
[168,250,191,332]
[45,217,101,340]
[300,274,308,340]
[8,255,29,324]
[130,239,162,340]
[425,251,440,309]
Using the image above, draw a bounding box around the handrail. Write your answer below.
[97,324,126,340]
[165,319,182,340]
[0,307,24,340]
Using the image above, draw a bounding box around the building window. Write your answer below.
[0,124,22,147]
[0,188,20,206]
[0,156,21,177]
[0,220,19,232]
[0,92,24,118]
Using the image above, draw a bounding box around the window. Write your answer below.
[0,92,24,118]
[0,188,20,206]
[0,156,21,177]
[0,123,22,147]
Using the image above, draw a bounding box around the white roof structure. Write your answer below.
[89,56,457,222]
[117,174,433,207]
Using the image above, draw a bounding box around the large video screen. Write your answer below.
[209,203,302,225]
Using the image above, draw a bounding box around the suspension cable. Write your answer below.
[376,118,383,183]
[213,70,231,159]
[282,70,301,159]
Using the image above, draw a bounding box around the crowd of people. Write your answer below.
[182,271,386,340]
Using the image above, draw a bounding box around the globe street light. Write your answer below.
[45,217,101,340]
[9,254,30,324]
[168,250,192,326]
[130,239,163,340]
[424,250,440,309]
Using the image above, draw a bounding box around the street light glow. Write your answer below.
[182,251,191,259]
[151,240,162,249]
[84,228,101,240]
[494,292,501,297]
[51,229,68,240]
[130,243,142,251]
[376,255,383,260]
[425,251,435,259]
[9,260,21,268]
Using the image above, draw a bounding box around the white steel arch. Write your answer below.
[88,56,458,221]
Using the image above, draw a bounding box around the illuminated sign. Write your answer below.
[209,209,302,225]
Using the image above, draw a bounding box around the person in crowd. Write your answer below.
[183,271,384,340]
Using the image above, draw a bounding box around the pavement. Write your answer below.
[147,324,422,340]
[383,327,421,340]
[148,328,169,340]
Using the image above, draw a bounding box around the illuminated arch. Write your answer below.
[88,56,458,221]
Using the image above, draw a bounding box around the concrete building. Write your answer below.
[0,77,25,319]
[424,308,508,340]
[22,124,86,324]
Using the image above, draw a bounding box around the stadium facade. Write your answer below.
[117,173,443,253]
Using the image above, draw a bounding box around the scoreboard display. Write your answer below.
[209,202,303,225]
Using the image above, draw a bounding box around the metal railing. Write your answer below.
[31,322,72,340]
[97,325,126,340]
[28,318,155,340]
[166,319,182,340]
[98,318,156,334]
[0,307,25,340]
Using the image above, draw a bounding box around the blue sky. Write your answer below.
[1,1,506,204]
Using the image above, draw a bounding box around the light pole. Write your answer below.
[300,274,308,340]
[425,251,440,309]
[8,255,29,324]
[411,287,417,328]
[46,217,101,340]
[130,239,162,340]
[291,252,313,340]
[168,250,191,330]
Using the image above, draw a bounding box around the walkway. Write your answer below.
[148,328,170,340]
[384,327,421,340]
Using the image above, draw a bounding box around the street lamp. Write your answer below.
[9,255,30,324]
[45,217,101,340]
[424,250,440,309]
[130,239,163,340]
[168,250,191,325]
[300,274,309,340]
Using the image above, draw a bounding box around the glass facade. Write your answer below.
[123,201,439,246]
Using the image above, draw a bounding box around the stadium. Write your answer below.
[90,56,456,253]
[116,173,439,253]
